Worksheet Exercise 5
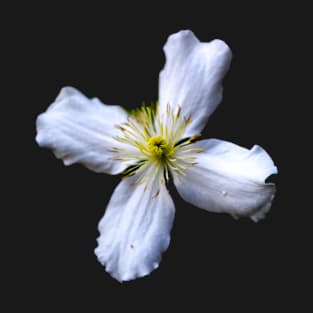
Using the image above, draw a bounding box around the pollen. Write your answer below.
[114,102,202,184]
[147,136,170,159]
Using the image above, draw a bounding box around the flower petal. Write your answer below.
[159,30,232,137]
[36,87,132,175]
[174,139,277,222]
[95,175,175,282]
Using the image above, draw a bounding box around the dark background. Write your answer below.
[7,2,307,311]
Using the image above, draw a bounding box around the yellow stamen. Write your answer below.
[147,136,170,159]
[112,102,202,186]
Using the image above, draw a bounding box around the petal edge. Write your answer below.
[36,87,131,175]
[159,30,232,137]
[174,139,277,222]
[95,175,175,282]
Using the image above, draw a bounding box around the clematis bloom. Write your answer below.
[36,30,277,282]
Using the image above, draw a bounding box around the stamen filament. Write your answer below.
[113,102,201,185]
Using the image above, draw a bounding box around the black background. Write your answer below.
[7,2,307,311]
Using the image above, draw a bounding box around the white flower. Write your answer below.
[36,30,277,282]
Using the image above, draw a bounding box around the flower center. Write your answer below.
[112,102,202,186]
[147,135,170,159]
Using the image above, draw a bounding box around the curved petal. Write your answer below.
[95,175,175,282]
[36,87,133,175]
[173,139,277,222]
[159,30,232,137]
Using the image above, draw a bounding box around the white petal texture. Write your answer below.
[159,30,232,137]
[174,139,277,222]
[95,174,175,282]
[36,87,132,174]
